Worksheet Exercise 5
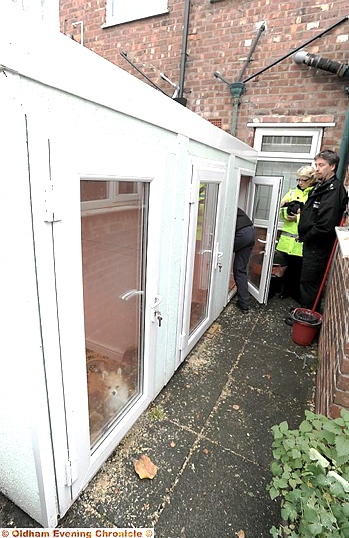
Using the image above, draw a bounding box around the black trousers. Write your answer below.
[233,225,255,309]
[300,243,332,310]
[281,253,303,303]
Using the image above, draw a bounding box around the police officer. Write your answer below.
[297,150,347,310]
[276,165,317,303]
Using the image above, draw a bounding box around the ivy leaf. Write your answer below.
[307,521,323,535]
[335,435,349,458]
[270,525,282,537]
[341,502,349,517]
[340,408,349,423]
[299,420,313,433]
[271,461,283,476]
[323,420,343,434]
[291,449,302,460]
[269,486,279,500]
[281,502,298,522]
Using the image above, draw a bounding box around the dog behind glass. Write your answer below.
[102,368,129,416]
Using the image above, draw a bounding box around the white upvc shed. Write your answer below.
[0,4,260,526]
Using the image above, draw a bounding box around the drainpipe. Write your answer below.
[293,51,349,183]
[176,0,190,106]
[337,95,349,184]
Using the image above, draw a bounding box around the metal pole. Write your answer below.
[243,15,349,83]
[237,22,265,82]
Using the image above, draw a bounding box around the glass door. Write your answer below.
[248,176,283,303]
[179,160,224,364]
[189,182,219,333]
[80,178,148,449]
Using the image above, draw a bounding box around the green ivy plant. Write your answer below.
[268,409,349,537]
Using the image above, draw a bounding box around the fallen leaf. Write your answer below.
[232,404,240,410]
[203,448,209,454]
[134,455,158,479]
[235,531,245,538]
[170,441,176,447]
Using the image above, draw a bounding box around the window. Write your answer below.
[80,178,140,212]
[252,126,323,197]
[105,0,169,26]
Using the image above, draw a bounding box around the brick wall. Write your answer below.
[316,249,349,418]
[59,0,349,149]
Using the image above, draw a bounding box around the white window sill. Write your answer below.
[102,9,169,28]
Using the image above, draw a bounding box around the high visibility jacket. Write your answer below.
[276,185,314,257]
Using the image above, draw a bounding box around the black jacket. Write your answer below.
[236,208,253,231]
[298,176,347,246]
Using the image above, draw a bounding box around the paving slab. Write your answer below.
[154,439,278,538]
[202,379,310,468]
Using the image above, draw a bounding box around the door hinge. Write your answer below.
[64,458,78,486]
[179,333,187,351]
[44,139,61,223]
[188,185,196,204]
[44,181,61,223]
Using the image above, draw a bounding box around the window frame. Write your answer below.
[253,127,323,160]
[80,177,142,213]
[104,0,169,27]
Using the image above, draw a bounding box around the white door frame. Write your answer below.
[248,175,283,304]
[177,158,226,366]
[27,125,161,518]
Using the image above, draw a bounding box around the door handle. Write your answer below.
[120,289,143,301]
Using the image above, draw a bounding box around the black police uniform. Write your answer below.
[298,175,347,309]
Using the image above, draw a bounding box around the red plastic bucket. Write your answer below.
[291,308,323,346]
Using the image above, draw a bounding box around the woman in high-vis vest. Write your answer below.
[275,165,317,303]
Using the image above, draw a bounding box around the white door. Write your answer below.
[27,130,157,519]
[248,176,283,303]
[178,160,225,364]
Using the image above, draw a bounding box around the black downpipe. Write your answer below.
[177,0,191,104]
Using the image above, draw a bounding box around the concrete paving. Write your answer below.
[0,296,317,537]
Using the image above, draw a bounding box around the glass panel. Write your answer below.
[81,180,109,202]
[253,184,272,221]
[190,182,218,334]
[248,184,273,290]
[261,135,312,153]
[118,181,137,195]
[255,160,309,199]
[81,179,148,448]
